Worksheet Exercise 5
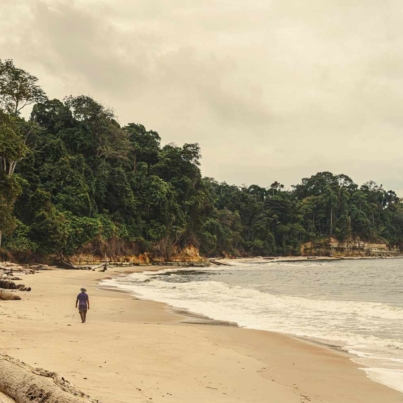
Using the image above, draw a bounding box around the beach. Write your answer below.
[0,266,402,403]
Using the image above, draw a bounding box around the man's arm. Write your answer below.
[75,297,78,308]
[87,297,90,310]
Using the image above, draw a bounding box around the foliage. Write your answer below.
[1,61,403,259]
[197,172,403,256]
[5,221,38,257]
[0,59,47,115]
[0,171,21,237]
[0,111,29,176]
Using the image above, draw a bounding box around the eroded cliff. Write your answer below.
[301,237,401,257]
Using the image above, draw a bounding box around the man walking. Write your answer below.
[76,287,90,323]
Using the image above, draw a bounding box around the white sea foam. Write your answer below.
[361,368,403,393]
[101,263,403,393]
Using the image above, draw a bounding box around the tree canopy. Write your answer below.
[0,59,47,115]
[1,60,403,260]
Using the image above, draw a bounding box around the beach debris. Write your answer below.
[0,390,15,402]
[26,265,52,271]
[54,260,77,270]
[0,291,21,301]
[0,354,101,402]
[52,261,99,271]
[0,280,31,292]
[209,259,231,266]
[0,262,53,283]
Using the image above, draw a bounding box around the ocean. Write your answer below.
[101,259,403,393]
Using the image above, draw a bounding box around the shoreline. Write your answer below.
[0,266,402,402]
[101,264,403,395]
[98,267,387,381]
[99,272,353,351]
[99,274,240,328]
[218,255,403,265]
[101,273,362,368]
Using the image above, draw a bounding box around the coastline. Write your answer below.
[217,255,403,264]
[0,266,402,403]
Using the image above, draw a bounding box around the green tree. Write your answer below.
[0,113,28,247]
[0,59,47,115]
[0,171,21,247]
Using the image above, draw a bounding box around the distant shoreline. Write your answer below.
[215,254,403,266]
[71,254,403,269]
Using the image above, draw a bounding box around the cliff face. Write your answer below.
[301,237,401,257]
[68,244,205,265]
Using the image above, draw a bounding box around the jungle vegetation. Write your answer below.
[1,60,403,260]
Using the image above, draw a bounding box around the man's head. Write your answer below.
[80,288,87,292]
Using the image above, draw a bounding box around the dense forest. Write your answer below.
[1,60,403,261]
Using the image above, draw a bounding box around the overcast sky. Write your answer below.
[2,0,403,193]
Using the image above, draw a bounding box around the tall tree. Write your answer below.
[0,60,45,247]
[0,59,47,115]
[0,112,28,176]
[0,112,28,247]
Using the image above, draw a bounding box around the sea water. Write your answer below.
[101,259,403,393]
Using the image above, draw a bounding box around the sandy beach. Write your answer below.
[0,267,402,403]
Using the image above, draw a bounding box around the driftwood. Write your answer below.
[28,265,51,271]
[54,261,95,271]
[0,292,21,301]
[209,259,231,266]
[0,355,99,403]
[0,391,15,403]
[54,261,77,270]
[0,281,31,292]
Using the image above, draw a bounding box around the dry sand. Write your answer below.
[0,267,402,403]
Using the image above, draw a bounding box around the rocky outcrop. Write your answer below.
[0,280,31,291]
[301,237,402,257]
[67,244,206,266]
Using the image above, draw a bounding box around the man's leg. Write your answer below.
[83,310,87,323]
[79,310,85,323]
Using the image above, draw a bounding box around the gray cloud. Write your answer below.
[2,0,403,193]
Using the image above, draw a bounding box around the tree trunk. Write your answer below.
[0,390,15,403]
[54,261,77,270]
[0,355,97,403]
[209,259,230,266]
